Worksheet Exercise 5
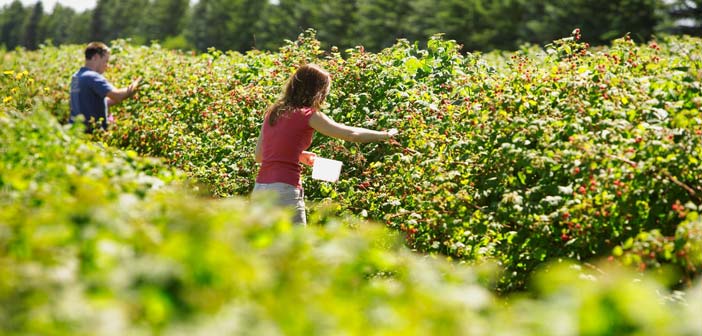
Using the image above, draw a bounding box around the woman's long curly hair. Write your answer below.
[266,64,331,126]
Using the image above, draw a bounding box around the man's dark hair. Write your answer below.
[85,42,110,60]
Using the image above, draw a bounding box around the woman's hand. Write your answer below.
[300,151,317,166]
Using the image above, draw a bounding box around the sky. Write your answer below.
[4,0,269,12]
[0,0,204,12]
[0,0,96,12]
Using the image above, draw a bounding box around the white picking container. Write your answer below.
[311,157,343,182]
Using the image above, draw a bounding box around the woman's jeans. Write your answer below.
[253,182,306,226]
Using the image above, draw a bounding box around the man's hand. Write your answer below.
[107,77,143,106]
[127,77,142,98]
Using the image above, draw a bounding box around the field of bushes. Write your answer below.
[2,30,702,334]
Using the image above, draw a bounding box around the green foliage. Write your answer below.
[2,66,702,336]
[0,66,702,335]
[161,34,193,51]
[667,0,702,36]
[0,0,692,53]
[5,28,702,334]
[22,2,42,51]
[187,0,268,52]
[142,0,189,42]
[525,0,663,45]
[433,0,530,51]
[0,0,27,50]
[4,30,702,293]
[39,4,84,46]
[615,209,702,285]
[353,0,415,51]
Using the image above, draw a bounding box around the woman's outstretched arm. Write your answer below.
[309,111,396,143]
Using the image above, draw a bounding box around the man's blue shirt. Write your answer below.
[69,67,115,132]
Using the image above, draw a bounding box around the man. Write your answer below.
[69,42,141,133]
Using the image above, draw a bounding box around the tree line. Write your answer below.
[1,0,700,53]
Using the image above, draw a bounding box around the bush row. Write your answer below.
[2,30,701,292]
[1,84,701,335]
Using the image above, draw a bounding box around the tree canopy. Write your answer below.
[0,0,698,52]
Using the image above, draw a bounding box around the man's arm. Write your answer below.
[106,77,141,106]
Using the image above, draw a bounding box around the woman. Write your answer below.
[253,63,398,225]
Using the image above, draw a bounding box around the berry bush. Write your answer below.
[2,30,701,295]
